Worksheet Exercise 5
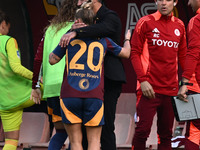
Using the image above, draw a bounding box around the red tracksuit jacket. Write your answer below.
[130,11,187,96]
[182,8,200,91]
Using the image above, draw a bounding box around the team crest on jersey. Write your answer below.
[79,78,89,90]
[152,28,160,38]
[174,29,180,36]
[17,50,20,58]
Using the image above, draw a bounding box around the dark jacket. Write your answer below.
[75,5,126,83]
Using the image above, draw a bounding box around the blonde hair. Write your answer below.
[75,2,95,25]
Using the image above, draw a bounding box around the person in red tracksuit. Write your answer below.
[178,0,200,149]
[130,0,187,149]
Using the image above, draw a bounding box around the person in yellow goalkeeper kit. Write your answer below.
[0,9,38,150]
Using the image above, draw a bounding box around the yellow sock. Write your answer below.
[3,139,18,150]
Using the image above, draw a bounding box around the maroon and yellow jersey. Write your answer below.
[53,37,122,101]
[130,11,187,96]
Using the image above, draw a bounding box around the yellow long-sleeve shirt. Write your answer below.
[6,35,33,79]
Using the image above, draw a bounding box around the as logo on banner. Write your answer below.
[126,3,179,33]
[126,3,157,33]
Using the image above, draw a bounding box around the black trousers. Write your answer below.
[101,77,122,150]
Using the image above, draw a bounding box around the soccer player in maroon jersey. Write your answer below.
[59,0,126,150]
[178,0,200,149]
[49,3,131,150]
[130,0,187,149]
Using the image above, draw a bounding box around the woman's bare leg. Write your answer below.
[64,123,83,150]
[86,126,102,150]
